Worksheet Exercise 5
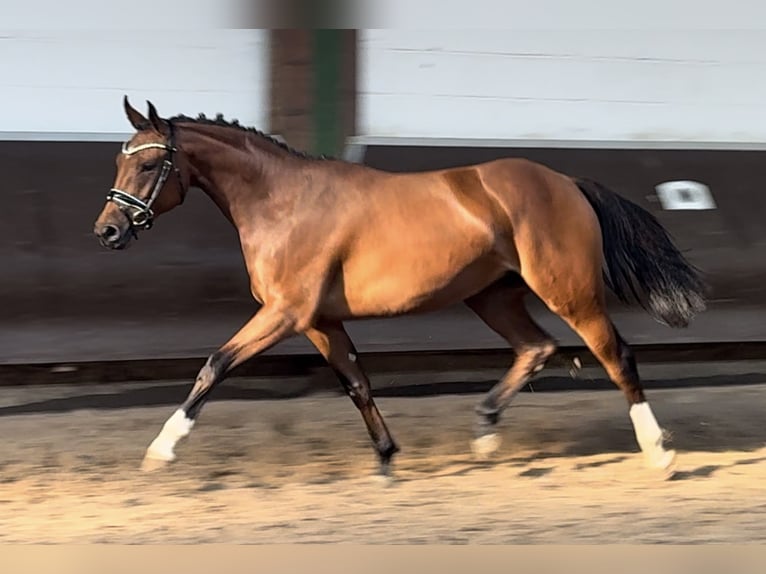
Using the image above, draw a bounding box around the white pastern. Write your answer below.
[471,433,502,460]
[145,409,195,461]
[630,402,675,469]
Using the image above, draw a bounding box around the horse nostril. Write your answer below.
[101,224,121,242]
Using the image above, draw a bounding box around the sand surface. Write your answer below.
[1,382,765,543]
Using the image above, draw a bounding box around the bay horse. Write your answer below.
[93,97,706,479]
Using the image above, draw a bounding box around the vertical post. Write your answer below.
[269,30,314,152]
[270,29,356,157]
[313,29,342,157]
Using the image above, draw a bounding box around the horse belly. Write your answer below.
[323,246,509,319]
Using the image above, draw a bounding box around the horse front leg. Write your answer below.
[304,321,400,482]
[140,306,298,471]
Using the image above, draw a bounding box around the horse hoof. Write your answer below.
[140,454,173,472]
[370,472,396,488]
[645,448,677,479]
[471,433,501,460]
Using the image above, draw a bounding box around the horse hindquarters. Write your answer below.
[503,174,678,472]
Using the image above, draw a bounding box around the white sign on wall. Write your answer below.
[654,181,717,211]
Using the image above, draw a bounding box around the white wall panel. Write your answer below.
[359,29,766,143]
[360,0,766,31]
[0,29,269,138]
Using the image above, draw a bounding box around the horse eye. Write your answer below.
[140,161,158,172]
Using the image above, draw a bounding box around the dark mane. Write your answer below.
[167,113,332,161]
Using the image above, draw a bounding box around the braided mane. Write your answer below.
[167,112,331,160]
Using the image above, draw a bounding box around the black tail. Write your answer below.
[574,177,707,328]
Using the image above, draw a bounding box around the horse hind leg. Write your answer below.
[525,262,677,474]
[464,276,557,459]
[563,309,676,472]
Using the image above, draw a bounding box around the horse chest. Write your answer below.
[241,241,324,306]
[240,250,276,305]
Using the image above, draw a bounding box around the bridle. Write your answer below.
[106,123,182,231]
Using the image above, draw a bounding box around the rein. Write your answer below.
[106,123,182,230]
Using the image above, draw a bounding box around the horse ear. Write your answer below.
[123,95,150,130]
[146,100,170,136]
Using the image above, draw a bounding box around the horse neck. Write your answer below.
[177,124,296,226]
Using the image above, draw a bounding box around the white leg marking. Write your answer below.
[145,409,195,462]
[471,433,502,460]
[348,352,357,362]
[630,402,676,470]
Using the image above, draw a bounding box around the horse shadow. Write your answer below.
[1,371,765,484]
